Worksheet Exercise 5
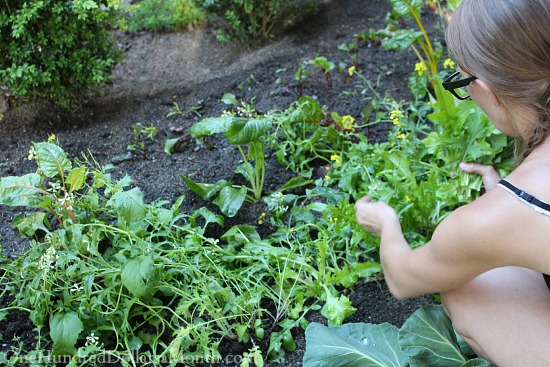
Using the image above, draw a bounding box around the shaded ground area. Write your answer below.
[0,0,440,365]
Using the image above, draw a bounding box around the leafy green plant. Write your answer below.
[303,304,491,367]
[178,94,311,217]
[0,0,124,108]
[195,0,317,43]
[271,96,361,177]
[295,56,336,93]
[0,141,335,365]
[326,79,513,247]
[123,0,205,33]
[341,0,448,98]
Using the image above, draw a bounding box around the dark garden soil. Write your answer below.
[0,0,440,365]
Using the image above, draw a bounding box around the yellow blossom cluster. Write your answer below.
[257,212,266,225]
[443,58,455,70]
[340,115,357,130]
[330,154,342,167]
[414,62,427,76]
[390,109,404,127]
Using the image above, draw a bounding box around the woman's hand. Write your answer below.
[354,196,399,237]
[459,162,501,191]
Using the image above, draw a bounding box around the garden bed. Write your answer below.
[0,0,441,365]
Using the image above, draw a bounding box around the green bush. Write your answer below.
[124,0,206,33]
[195,0,317,43]
[0,0,124,108]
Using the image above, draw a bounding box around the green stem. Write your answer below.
[237,145,259,200]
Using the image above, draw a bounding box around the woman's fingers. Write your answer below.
[459,162,501,191]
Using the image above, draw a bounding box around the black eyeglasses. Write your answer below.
[442,71,477,100]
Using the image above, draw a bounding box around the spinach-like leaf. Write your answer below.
[35,142,72,178]
[225,118,272,145]
[121,255,157,298]
[50,312,84,356]
[213,185,247,217]
[0,173,43,207]
[107,187,147,223]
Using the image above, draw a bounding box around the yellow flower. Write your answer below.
[443,58,455,70]
[348,65,356,76]
[325,175,331,180]
[390,109,404,127]
[414,62,427,76]
[397,132,406,139]
[48,134,57,142]
[340,115,357,130]
[325,166,330,171]
[330,154,342,167]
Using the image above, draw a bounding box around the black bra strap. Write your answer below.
[498,179,550,213]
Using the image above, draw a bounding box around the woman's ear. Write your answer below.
[475,79,501,107]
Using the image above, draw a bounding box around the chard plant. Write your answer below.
[177,94,311,217]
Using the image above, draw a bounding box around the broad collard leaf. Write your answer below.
[213,185,247,217]
[226,118,272,145]
[399,304,467,367]
[107,187,147,224]
[34,142,72,178]
[0,173,44,207]
[50,312,84,356]
[221,93,239,106]
[121,255,158,298]
[303,322,408,367]
[222,224,261,244]
[461,359,491,367]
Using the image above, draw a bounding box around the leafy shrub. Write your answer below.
[195,0,317,43]
[124,0,206,33]
[0,0,124,108]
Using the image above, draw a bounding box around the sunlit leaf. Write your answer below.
[303,322,408,367]
[226,118,272,145]
[107,187,147,223]
[35,142,72,178]
[0,173,43,207]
